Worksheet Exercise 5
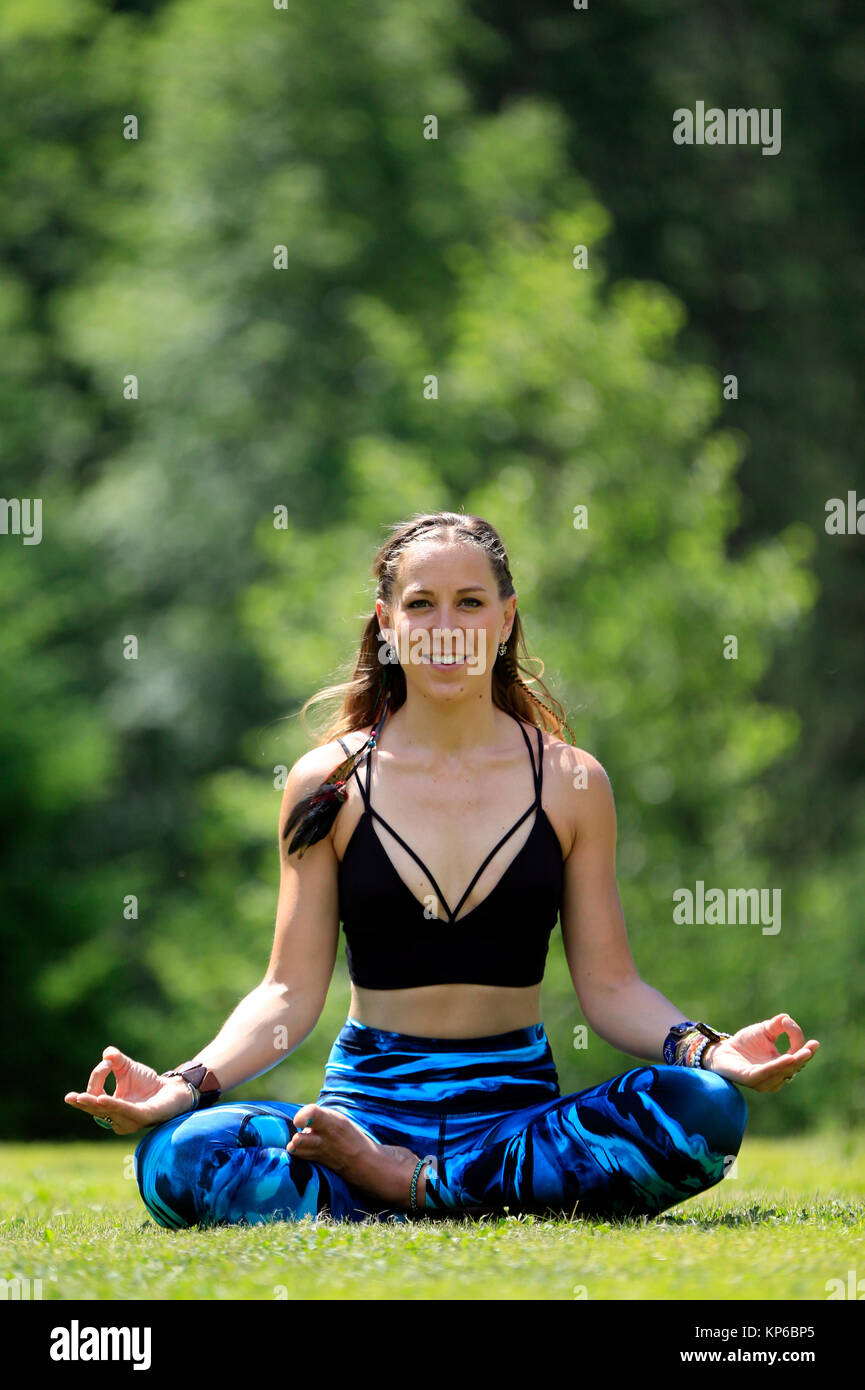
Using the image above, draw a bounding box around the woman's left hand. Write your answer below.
[702,1014,819,1092]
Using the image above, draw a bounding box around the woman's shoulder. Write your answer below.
[278,730,375,847]
[289,728,373,786]
[527,722,612,799]
[527,726,614,856]
[320,725,374,756]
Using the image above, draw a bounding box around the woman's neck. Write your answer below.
[388,689,509,754]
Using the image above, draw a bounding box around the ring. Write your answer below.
[93,1115,114,1129]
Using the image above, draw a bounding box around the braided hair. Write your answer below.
[282,511,576,857]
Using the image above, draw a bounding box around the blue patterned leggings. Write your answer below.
[133,1018,747,1229]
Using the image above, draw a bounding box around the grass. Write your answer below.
[1,1129,863,1300]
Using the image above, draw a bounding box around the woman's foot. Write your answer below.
[286,1104,428,1209]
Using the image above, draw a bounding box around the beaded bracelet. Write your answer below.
[668,1024,731,1069]
[410,1156,433,1210]
[678,1032,710,1068]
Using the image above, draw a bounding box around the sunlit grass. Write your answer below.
[1,1129,863,1300]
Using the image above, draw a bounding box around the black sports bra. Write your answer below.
[336,714,564,989]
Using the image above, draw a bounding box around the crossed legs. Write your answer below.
[133,1066,747,1229]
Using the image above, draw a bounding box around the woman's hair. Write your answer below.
[282,510,575,857]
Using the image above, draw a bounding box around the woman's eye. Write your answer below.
[406,598,482,609]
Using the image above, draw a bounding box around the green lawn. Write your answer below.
[1,1130,863,1300]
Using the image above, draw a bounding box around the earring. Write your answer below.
[498,639,508,656]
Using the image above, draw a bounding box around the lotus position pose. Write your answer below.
[65,512,819,1228]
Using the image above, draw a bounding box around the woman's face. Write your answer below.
[376,540,516,698]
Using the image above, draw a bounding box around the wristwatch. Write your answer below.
[160,1061,223,1109]
[663,1021,731,1068]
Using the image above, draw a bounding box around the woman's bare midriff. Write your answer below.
[348,982,543,1039]
[333,713,574,1043]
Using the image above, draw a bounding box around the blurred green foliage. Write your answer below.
[0,0,860,1139]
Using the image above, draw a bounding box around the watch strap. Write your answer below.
[663,1021,698,1066]
[161,1061,223,1108]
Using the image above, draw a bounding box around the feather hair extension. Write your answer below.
[282,746,362,858]
[282,683,392,858]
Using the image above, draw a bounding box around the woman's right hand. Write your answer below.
[64,1046,195,1136]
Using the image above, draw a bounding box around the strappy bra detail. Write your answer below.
[335,713,564,990]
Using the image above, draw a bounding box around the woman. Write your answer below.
[65,511,819,1228]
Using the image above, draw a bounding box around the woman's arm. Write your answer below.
[557,748,703,1063]
[64,745,345,1134]
[192,745,344,1091]
[556,748,820,1090]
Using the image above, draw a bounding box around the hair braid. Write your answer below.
[517,679,577,745]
